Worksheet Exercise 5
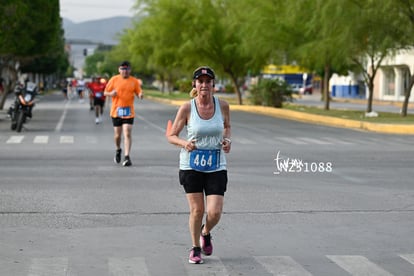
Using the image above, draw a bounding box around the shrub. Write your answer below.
[176,79,192,93]
[249,78,293,108]
[224,84,233,93]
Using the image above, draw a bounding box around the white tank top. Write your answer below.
[179,96,227,171]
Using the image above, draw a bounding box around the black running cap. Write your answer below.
[193,66,215,79]
[119,61,131,68]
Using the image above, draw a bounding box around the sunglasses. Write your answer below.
[119,67,130,70]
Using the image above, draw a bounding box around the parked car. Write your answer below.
[290,83,302,94]
[214,83,226,93]
[299,84,313,95]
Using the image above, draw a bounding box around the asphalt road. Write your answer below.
[1,92,414,275]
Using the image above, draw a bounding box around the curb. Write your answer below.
[230,105,414,135]
[146,96,414,135]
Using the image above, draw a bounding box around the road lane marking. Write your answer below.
[136,114,165,132]
[6,135,24,144]
[275,137,308,145]
[28,257,68,276]
[60,136,74,144]
[33,136,49,144]
[299,137,332,145]
[234,137,256,144]
[400,254,414,265]
[108,257,149,276]
[55,100,69,132]
[327,255,394,276]
[184,256,228,275]
[255,256,313,276]
[321,137,354,145]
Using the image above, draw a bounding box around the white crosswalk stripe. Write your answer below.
[255,256,313,276]
[184,255,228,276]
[33,135,48,144]
[108,257,150,276]
[8,253,414,275]
[321,136,354,144]
[327,255,394,276]
[28,257,68,276]
[6,135,24,144]
[275,137,308,145]
[60,135,74,144]
[297,137,333,145]
[234,137,256,144]
[1,135,411,146]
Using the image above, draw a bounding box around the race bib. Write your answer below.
[95,92,103,98]
[189,149,220,172]
[117,107,131,117]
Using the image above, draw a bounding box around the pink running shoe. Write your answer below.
[188,247,203,264]
[200,226,213,256]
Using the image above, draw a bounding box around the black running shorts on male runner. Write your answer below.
[112,117,134,126]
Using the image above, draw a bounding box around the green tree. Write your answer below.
[237,0,351,110]
[288,0,356,110]
[20,3,68,77]
[344,0,404,113]
[239,0,405,114]
[120,0,252,103]
[130,1,188,93]
[0,0,67,108]
[179,0,251,104]
[106,0,411,112]
[393,0,414,117]
[0,0,30,108]
[84,51,105,77]
[236,0,293,71]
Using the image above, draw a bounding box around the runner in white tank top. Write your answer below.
[167,66,232,264]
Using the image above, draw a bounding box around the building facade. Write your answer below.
[374,48,414,102]
[330,49,414,102]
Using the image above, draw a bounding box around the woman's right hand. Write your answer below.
[184,139,197,152]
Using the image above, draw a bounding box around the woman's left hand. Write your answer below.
[222,138,231,153]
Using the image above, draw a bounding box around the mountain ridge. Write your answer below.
[63,16,133,45]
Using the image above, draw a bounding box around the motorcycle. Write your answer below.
[8,81,38,132]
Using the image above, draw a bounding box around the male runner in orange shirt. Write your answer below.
[104,61,143,166]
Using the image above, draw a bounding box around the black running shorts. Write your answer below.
[94,98,105,107]
[112,117,134,127]
[179,170,227,196]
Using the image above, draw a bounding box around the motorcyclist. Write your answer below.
[16,81,36,117]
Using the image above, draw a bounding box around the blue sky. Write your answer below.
[60,0,136,23]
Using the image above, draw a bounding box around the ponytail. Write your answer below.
[189,88,197,98]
